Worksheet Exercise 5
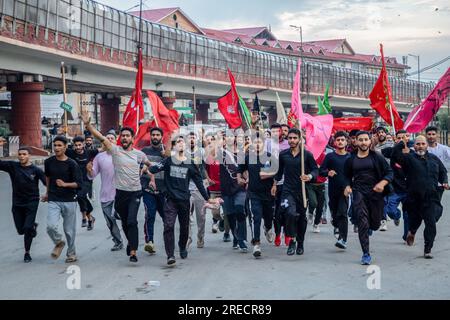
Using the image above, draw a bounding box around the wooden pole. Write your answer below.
[297,64,307,209]
[61,62,68,138]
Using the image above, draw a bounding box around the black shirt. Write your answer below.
[382,146,407,193]
[219,149,246,196]
[44,156,82,202]
[0,161,46,204]
[350,155,378,195]
[319,152,351,193]
[141,145,166,193]
[275,148,318,197]
[149,156,209,202]
[237,153,275,201]
[66,149,99,182]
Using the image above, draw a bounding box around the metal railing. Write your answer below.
[0,0,434,103]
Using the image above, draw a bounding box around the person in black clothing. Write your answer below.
[392,135,449,259]
[272,128,319,256]
[320,131,351,250]
[148,135,219,266]
[344,131,393,266]
[141,127,166,254]
[43,136,83,263]
[66,136,99,230]
[237,135,277,258]
[0,147,46,263]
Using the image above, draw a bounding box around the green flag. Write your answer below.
[317,84,332,115]
[238,94,252,129]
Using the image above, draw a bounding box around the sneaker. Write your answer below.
[313,225,320,233]
[65,255,78,263]
[24,253,32,263]
[274,234,281,247]
[197,237,204,249]
[87,216,95,231]
[296,243,304,255]
[238,240,248,253]
[335,239,347,250]
[180,249,188,259]
[253,244,262,258]
[167,256,176,266]
[321,218,328,225]
[223,233,231,242]
[284,236,292,246]
[406,232,415,246]
[380,220,388,231]
[212,223,219,234]
[264,228,275,243]
[307,214,313,225]
[424,252,433,259]
[81,219,87,228]
[144,241,156,254]
[186,237,193,249]
[353,225,359,233]
[333,227,340,239]
[129,255,138,263]
[232,238,239,250]
[218,219,225,232]
[111,243,123,252]
[287,240,296,256]
[361,253,372,265]
[51,241,66,259]
[394,219,400,226]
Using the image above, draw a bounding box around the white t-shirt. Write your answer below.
[108,145,147,192]
[429,143,450,170]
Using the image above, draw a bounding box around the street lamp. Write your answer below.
[290,25,303,56]
[408,53,421,101]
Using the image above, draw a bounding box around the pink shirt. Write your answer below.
[88,152,116,203]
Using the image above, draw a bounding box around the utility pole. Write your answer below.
[408,54,421,102]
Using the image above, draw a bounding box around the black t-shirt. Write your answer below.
[0,161,46,204]
[219,149,246,196]
[238,153,274,200]
[352,155,378,195]
[44,156,82,202]
[66,149,99,182]
[320,152,351,193]
[141,145,166,193]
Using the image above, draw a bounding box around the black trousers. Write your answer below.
[352,191,384,254]
[77,181,93,215]
[114,190,142,252]
[279,193,307,245]
[12,201,39,252]
[274,186,285,235]
[163,198,190,258]
[406,191,443,252]
[329,191,349,242]
[307,183,326,225]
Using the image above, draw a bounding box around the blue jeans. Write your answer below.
[143,191,165,243]
[222,192,247,242]
[384,192,409,239]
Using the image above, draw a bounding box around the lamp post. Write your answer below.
[408,53,421,102]
[289,25,303,57]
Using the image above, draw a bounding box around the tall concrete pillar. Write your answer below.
[99,95,120,133]
[7,81,44,148]
[196,100,209,124]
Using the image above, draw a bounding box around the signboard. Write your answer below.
[59,101,73,112]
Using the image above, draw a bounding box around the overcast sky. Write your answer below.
[98,0,450,82]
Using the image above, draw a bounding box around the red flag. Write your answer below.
[121,47,145,139]
[369,44,403,131]
[333,117,375,132]
[217,89,242,129]
[146,90,179,144]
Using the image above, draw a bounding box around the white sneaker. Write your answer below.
[313,225,320,233]
[212,223,219,234]
[264,228,275,243]
[253,244,262,258]
[380,220,388,231]
[144,241,155,254]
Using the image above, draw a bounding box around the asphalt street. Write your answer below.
[0,172,449,300]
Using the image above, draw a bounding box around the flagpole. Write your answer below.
[61,62,68,138]
[380,44,397,136]
[297,63,307,209]
[136,0,143,136]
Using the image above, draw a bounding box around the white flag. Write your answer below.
[276,92,287,124]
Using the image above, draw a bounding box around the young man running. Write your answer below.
[82,110,151,263]
[141,127,166,254]
[43,136,82,263]
[320,131,351,249]
[344,131,393,265]
[1,147,46,262]
[272,128,318,256]
[148,136,219,266]
[237,135,276,258]
[87,132,124,251]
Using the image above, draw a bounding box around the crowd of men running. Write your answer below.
[1,108,449,266]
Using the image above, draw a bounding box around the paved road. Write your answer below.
[0,172,449,300]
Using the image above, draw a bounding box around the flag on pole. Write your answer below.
[318,84,332,115]
[404,67,450,133]
[287,60,304,127]
[369,44,403,132]
[121,47,145,137]
[275,92,288,124]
